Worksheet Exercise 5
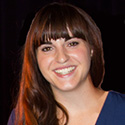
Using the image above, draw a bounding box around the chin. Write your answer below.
[51,81,79,92]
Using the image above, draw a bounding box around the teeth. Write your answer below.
[55,66,75,75]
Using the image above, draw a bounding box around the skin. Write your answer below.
[36,37,91,91]
[36,37,108,124]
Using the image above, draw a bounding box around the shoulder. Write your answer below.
[7,109,15,125]
[105,91,125,115]
[111,90,125,107]
[97,91,125,125]
[109,91,125,106]
[108,91,125,123]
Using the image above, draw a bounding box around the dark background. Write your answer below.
[1,0,125,124]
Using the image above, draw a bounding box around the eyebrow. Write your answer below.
[65,36,75,41]
[41,37,75,45]
[40,41,52,45]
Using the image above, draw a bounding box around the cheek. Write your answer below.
[37,54,53,74]
[70,48,90,63]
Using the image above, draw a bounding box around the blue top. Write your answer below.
[96,91,125,125]
[7,91,125,125]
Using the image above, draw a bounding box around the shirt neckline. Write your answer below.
[95,91,112,124]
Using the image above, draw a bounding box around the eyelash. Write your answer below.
[68,41,79,47]
[41,41,79,52]
[41,46,53,52]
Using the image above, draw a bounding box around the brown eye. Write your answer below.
[68,42,79,47]
[42,47,53,52]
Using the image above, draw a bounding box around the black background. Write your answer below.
[1,0,125,124]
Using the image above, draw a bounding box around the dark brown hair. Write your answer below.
[15,2,105,125]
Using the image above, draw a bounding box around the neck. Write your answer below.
[52,77,105,115]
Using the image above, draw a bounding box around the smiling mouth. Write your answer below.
[54,66,76,75]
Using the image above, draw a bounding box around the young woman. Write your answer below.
[8,2,125,125]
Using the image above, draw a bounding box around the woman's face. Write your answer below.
[36,37,92,92]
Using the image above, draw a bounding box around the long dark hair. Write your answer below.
[15,2,105,125]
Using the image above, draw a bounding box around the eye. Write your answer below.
[41,46,53,52]
[68,41,79,47]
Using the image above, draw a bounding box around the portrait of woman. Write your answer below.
[8,2,125,125]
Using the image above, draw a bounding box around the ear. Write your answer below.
[90,49,94,57]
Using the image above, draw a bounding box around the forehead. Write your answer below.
[50,38,66,45]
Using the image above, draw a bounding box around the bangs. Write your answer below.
[33,3,88,48]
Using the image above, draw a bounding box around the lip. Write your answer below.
[53,65,77,78]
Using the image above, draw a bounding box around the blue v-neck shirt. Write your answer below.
[8,91,125,125]
[96,91,125,125]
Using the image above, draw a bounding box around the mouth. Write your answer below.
[53,66,76,76]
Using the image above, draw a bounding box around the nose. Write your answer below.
[56,48,69,64]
